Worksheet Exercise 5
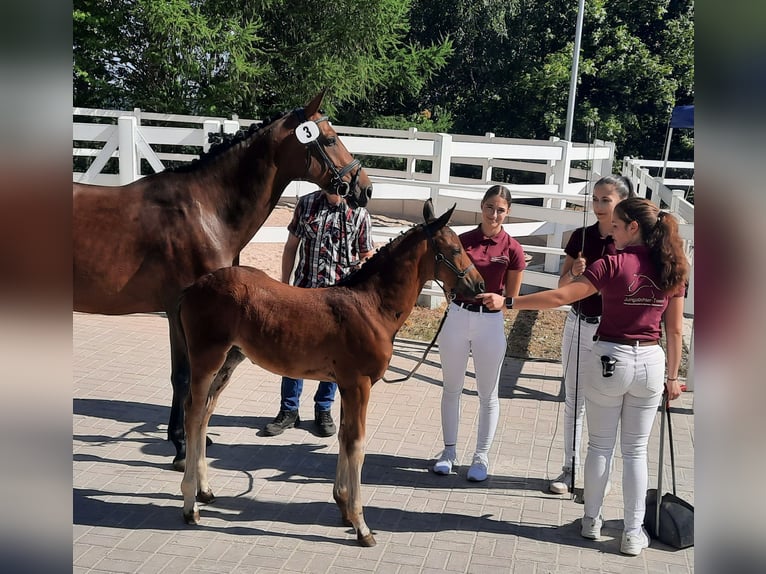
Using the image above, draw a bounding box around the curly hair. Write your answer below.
[614,197,689,293]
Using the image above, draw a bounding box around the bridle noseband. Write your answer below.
[294,108,362,198]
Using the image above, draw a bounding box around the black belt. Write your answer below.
[594,336,659,347]
[570,308,600,324]
[454,301,500,314]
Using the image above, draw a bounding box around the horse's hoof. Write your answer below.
[172,457,186,472]
[183,509,200,525]
[196,490,215,504]
[357,532,377,547]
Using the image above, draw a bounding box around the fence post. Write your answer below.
[545,139,573,274]
[407,127,418,178]
[431,133,453,215]
[118,115,139,185]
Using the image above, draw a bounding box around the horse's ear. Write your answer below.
[305,90,326,117]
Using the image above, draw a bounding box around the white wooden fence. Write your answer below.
[72,107,693,328]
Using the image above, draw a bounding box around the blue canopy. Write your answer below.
[670,105,694,129]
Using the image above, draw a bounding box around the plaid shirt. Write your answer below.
[288,190,373,288]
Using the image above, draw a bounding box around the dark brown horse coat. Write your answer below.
[73,92,372,469]
[178,200,485,546]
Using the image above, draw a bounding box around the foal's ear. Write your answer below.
[423,198,436,222]
[424,201,456,231]
[305,90,326,117]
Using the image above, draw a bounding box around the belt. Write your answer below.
[594,336,659,347]
[569,308,600,324]
[454,301,500,314]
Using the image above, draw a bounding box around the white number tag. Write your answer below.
[296,121,320,143]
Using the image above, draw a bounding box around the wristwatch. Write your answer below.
[505,296,514,309]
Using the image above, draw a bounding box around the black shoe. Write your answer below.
[314,409,336,437]
[263,410,300,436]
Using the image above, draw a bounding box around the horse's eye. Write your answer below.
[452,248,462,256]
[324,137,337,146]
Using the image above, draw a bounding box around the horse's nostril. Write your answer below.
[478,282,486,293]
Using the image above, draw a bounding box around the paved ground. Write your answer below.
[73,312,694,574]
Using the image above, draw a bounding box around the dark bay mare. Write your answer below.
[73,92,372,471]
[176,199,485,546]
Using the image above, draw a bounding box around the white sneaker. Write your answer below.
[432,448,457,475]
[549,468,573,494]
[466,454,488,482]
[580,515,603,540]
[620,527,650,556]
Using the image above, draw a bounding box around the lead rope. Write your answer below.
[382,282,454,383]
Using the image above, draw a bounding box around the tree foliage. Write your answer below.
[73,0,451,118]
[73,0,693,160]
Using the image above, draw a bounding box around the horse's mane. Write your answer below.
[338,222,427,288]
[167,111,288,173]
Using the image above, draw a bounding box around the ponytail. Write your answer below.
[614,198,688,293]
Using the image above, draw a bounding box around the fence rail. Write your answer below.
[72,107,693,319]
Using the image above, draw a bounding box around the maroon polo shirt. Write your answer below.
[564,224,616,317]
[583,244,685,342]
[455,226,526,304]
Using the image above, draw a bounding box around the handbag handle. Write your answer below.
[665,395,678,496]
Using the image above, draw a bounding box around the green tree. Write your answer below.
[73,0,452,118]
[398,0,693,160]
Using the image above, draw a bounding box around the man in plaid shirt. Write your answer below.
[264,188,374,437]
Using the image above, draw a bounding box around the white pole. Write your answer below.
[661,126,674,183]
[564,0,586,142]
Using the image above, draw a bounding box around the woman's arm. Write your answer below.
[663,295,685,400]
[476,269,524,310]
[508,277,597,310]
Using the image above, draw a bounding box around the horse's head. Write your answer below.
[422,199,485,299]
[283,91,372,208]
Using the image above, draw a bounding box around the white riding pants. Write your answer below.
[583,340,665,534]
[437,303,506,459]
[560,310,599,470]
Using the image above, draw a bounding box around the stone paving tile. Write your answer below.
[73,312,694,573]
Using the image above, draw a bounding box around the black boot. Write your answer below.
[314,408,336,437]
[264,409,300,436]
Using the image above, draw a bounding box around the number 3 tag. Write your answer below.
[296,121,320,143]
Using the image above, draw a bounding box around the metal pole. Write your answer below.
[564,0,586,142]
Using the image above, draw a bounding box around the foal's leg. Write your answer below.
[333,404,351,525]
[168,311,191,471]
[196,346,246,503]
[337,379,375,547]
[181,391,205,524]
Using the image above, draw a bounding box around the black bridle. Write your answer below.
[294,109,362,198]
[382,225,476,383]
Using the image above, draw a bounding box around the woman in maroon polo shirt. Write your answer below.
[482,197,688,556]
[432,185,526,482]
[550,175,635,495]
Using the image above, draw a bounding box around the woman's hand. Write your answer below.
[665,379,682,401]
[570,253,586,278]
[475,292,504,311]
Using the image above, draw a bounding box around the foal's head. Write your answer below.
[277,91,372,208]
[422,199,485,299]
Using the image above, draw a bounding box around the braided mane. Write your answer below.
[167,111,288,173]
[338,223,427,288]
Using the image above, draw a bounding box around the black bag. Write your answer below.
[643,395,694,549]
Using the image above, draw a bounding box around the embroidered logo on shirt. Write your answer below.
[624,274,665,306]
[490,255,509,265]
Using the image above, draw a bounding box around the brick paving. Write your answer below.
[73,312,694,573]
